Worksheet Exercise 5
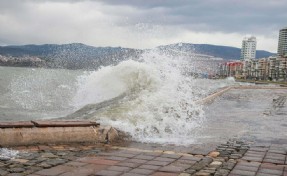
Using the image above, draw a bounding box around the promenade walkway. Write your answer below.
[0,139,286,176]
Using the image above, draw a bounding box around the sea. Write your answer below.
[0,49,237,145]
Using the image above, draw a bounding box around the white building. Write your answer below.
[278,27,287,57]
[240,36,257,61]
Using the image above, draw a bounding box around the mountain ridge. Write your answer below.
[0,43,275,69]
[157,43,275,60]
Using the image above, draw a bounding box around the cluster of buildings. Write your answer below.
[0,55,45,67]
[219,27,287,81]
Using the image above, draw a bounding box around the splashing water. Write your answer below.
[3,67,82,120]
[2,49,236,144]
[0,148,19,159]
[71,49,218,144]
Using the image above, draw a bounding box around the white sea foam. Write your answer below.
[72,60,159,108]
[71,50,235,145]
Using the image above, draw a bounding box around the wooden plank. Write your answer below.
[31,120,100,127]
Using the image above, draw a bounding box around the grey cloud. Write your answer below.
[0,0,284,51]
[99,0,287,35]
[1,0,286,35]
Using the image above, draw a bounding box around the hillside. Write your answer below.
[0,43,275,69]
[157,43,275,60]
[0,43,142,69]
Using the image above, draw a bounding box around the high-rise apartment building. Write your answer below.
[240,36,257,61]
[278,27,287,57]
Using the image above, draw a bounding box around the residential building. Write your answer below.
[219,61,243,78]
[218,56,286,81]
[278,27,287,57]
[240,36,257,61]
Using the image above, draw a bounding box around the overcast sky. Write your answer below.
[0,0,286,52]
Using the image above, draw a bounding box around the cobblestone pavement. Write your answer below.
[0,139,287,176]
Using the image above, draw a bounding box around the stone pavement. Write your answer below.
[0,139,287,176]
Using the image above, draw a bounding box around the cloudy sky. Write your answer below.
[0,0,286,52]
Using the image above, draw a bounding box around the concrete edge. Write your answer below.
[0,120,100,128]
[232,85,287,89]
[0,121,119,147]
[196,85,287,105]
[195,86,233,105]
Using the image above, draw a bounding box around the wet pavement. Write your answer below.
[196,88,287,144]
[0,139,286,176]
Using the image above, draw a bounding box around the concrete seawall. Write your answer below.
[0,121,119,147]
[196,85,287,105]
[195,86,233,105]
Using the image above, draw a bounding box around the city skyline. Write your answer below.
[0,0,286,52]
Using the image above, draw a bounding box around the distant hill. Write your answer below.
[0,43,275,69]
[157,43,275,60]
[0,43,142,69]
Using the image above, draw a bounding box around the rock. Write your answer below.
[208,151,220,158]
[41,153,58,158]
[191,162,206,171]
[0,162,7,167]
[8,164,22,168]
[37,162,52,169]
[195,172,211,176]
[0,169,8,176]
[11,159,29,163]
[36,158,48,162]
[216,168,230,175]
[178,173,191,176]
[238,149,247,154]
[23,162,36,166]
[214,158,225,162]
[28,166,42,173]
[195,155,204,158]
[229,154,242,159]
[226,148,235,152]
[61,155,76,161]
[56,151,67,156]
[219,151,230,157]
[222,161,236,170]
[46,159,67,166]
[0,157,9,161]
[24,155,37,160]
[210,161,222,166]
[22,169,35,175]
[202,168,216,174]
[185,169,196,174]
[201,157,213,165]
[8,167,25,173]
